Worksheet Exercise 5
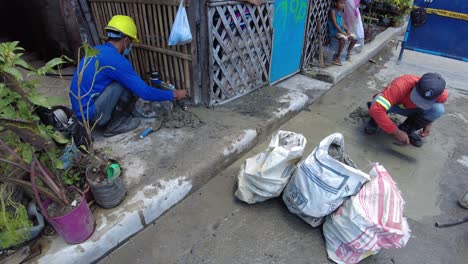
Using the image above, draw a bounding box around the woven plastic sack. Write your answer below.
[283,133,370,227]
[323,164,411,264]
[235,131,306,204]
[168,0,192,46]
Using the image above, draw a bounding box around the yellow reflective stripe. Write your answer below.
[375,95,391,110]
[414,6,468,21]
[398,104,405,109]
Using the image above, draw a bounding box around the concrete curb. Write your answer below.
[33,76,331,264]
[32,25,399,264]
[304,25,406,84]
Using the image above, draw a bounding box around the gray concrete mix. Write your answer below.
[101,42,468,264]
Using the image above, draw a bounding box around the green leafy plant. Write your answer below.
[0,41,74,206]
[62,168,81,186]
[0,185,33,249]
[0,41,71,161]
[69,43,114,154]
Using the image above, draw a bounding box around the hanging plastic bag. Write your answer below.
[323,164,411,264]
[282,133,371,227]
[168,0,192,46]
[235,131,307,204]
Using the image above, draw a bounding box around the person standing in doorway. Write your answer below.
[328,0,357,66]
[69,15,187,137]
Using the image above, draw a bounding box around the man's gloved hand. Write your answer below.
[173,90,188,101]
[392,129,410,145]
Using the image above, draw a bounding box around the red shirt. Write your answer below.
[369,75,448,134]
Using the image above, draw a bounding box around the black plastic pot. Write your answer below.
[381,17,391,27]
[86,165,126,209]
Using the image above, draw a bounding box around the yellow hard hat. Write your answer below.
[105,15,140,43]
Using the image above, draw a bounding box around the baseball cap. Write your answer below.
[410,73,446,110]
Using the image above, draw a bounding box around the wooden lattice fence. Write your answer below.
[88,0,193,95]
[302,0,332,68]
[207,0,274,106]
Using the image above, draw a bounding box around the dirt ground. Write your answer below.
[100,43,468,264]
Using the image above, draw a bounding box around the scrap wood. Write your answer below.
[0,246,30,264]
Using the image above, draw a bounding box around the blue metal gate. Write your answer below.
[399,0,468,62]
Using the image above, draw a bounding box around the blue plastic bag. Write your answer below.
[168,0,192,46]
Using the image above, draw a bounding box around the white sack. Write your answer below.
[323,164,411,264]
[235,131,307,204]
[283,133,370,227]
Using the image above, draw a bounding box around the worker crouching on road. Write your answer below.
[69,15,187,137]
[365,73,447,147]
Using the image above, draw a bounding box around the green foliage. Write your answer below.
[0,41,71,161]
[61,168,82,186]
[0,41,74,205]
[70,42,114,154]
[0,186,33,249]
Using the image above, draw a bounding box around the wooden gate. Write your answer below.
[207,0,274,106]
[302,0,332,69]
[88,0,192,95]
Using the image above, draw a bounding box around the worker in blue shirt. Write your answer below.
[69,15,187,137]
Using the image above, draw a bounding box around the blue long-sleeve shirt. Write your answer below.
[69,43,173,120]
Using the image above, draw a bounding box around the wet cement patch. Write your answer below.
[220,86,290,119]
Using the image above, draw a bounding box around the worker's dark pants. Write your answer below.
[92,82,132,127]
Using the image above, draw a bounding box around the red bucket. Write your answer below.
[42,190,95,244]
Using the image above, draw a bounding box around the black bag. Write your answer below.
[411,8,427,27]
[35,106,90,150]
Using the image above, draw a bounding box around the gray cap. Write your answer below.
[410,73,446,110]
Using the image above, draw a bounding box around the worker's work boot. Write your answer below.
[103,114,140,138]
[364,101,379,135]
[365,118,379,135]
[397,115,431,147]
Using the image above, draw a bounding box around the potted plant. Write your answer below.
[0,41,95,244]
[0,140,95,244]
[69,44,127,209]
[374,0,384,9]
[391,16,403,27]
[381,14,391,27]
[395,0,414,16]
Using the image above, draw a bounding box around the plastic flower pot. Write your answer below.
[375,2,384,9]
[391,19,402,27]
[40,188,95,244]
[82,184,93,203]
[59,137,81,171]
[381,17,391,27]
[86,163,126,209]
